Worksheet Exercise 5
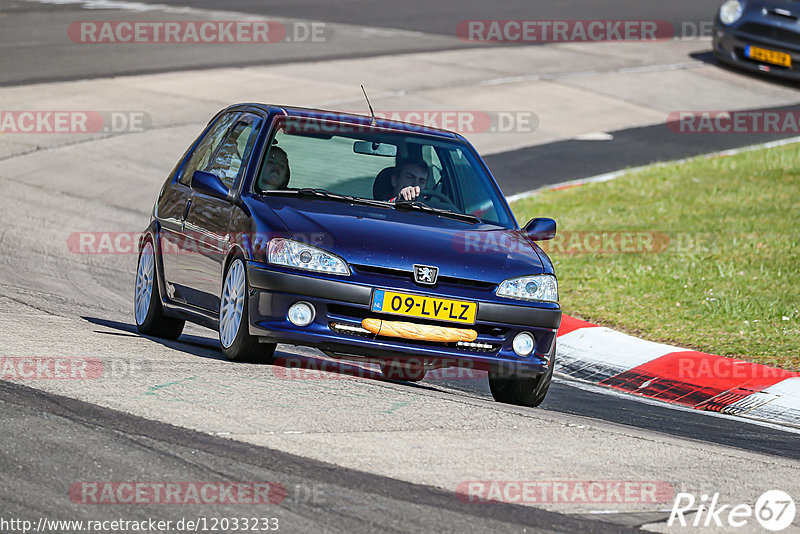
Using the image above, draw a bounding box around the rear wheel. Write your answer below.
[219,256,276,363]
[488,353,554,408]
[134,239,184,340]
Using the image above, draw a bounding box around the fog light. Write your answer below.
[288,301,315,327]
[512,332,535,356]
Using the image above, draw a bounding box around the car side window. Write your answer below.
[447,148,500,223]
[178,112,239,186]
[207,114,262,189]
[422,145,443,186]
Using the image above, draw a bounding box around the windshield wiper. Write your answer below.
[264,189,480,222]
[394,201,481,224]
[264,188,392,208]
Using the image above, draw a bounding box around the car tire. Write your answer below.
[219,255,276,363]
[134,238,185,340]
[488,351,554,408]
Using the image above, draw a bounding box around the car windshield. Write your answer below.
[255,116,516,228]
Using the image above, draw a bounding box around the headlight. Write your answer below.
[496,275,558,303]
[268,238,349,275]
[719,0,743,25]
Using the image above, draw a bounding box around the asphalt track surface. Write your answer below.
[1,0,724,85]
[486,103,800,196]
[131,0,722,37]
[2,1,800,533]
[1,381,630,534]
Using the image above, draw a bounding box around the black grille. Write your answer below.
[737,22,800,48]
[439,276,496,289]
[352,264,408,279]
[351,264,496,289]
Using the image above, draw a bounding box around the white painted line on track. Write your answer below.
[573,132,615,141]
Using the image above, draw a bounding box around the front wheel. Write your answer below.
[219,256,276,363]
[488,354,554,408]
[134,238,184,340]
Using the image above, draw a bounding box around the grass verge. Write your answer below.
[511,142,800,371]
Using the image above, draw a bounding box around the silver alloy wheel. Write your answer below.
[220,259,246,348]
[134,241,154,325]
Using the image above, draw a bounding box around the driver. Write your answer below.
[257,146,290,191]
[389,158,429,202]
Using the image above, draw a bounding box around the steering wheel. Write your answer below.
[417,188,458,211]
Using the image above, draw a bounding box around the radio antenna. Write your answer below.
[361,85,376,125]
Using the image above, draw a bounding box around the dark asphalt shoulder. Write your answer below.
[0,380,637,533]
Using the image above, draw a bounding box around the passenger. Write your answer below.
[389,158,429,202]
[258,146,290,191]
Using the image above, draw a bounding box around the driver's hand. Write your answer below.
[398,186,421,201]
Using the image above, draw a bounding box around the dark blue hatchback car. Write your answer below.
[134,104,561,407]
[713,0,800,80]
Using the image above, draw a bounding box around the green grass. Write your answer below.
[512,143,800,371]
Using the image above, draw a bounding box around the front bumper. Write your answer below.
[713,22,800,81]
[246,263,561,375]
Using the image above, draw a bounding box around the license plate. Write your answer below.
[371,289,477,325]
[746,45,792,68]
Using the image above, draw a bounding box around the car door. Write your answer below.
[180,112,264,311]
[157,111,240,303]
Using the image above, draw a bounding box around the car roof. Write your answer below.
[226,103,463,140]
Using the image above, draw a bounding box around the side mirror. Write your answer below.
[191,170,230,201]
[523,218,557,241]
